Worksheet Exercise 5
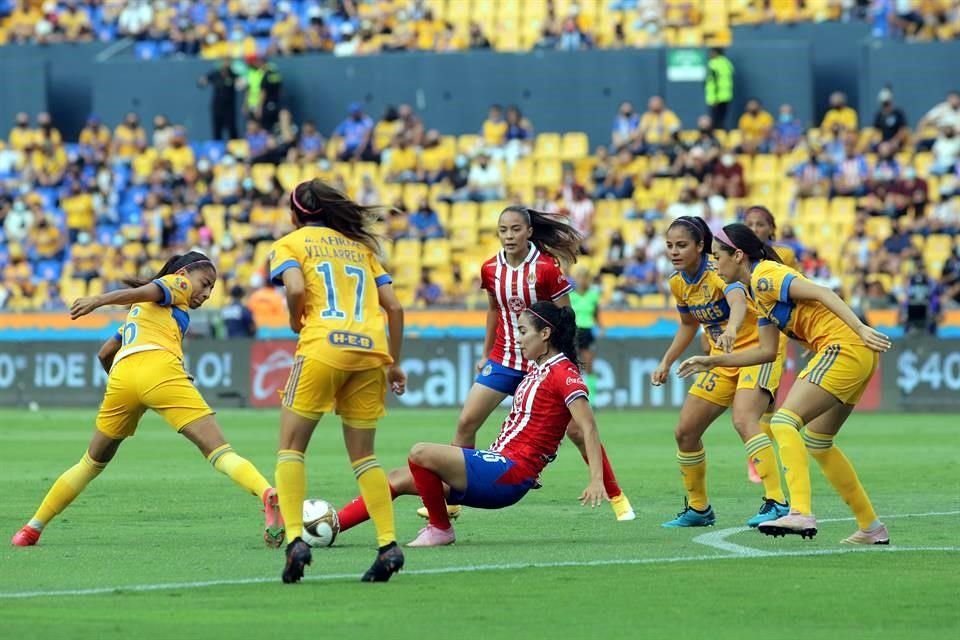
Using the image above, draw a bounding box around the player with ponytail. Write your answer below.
[13,252,284,549]
[333,300,608,548]
[679,223,892,543]
[653,216,789,529]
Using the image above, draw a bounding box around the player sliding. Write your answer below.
[678,223,892,543]
[419,206,633,523]
[654,216,789,528]
[270,179,407,584]
[11,252,284,548]
[336,301,607,546]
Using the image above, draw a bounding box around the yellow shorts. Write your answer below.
[96,350,213,439]
[280,355,386,427]
[799,343,878,404]
[689,353,784,408]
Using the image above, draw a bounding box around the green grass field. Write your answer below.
[1,408,958,639]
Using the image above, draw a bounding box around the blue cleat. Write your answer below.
[746,498,790,528]
[662,500,716,528]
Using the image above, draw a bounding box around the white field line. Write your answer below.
[2,511,958,601]
[692,510,960,555]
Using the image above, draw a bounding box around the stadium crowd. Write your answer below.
[0,0,957,59]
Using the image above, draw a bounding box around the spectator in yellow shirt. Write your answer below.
[383,134,420,183]
[112,112,147,160]
[71,231,102,288]
[737,98,775,153]
[6,2,42,44]
[61,182,95,239]
[78,115,112,163]
[638,96,681,153]
[31,143,67,187]
[58,4,94,41]
[161,129,196,176]
[8,112,34,151]
[34,112,62,148]
[419,129,451,184]
[481,104,508,148]
[821,91,858,133]
[30,215,66,261]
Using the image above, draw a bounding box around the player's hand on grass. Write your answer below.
[650,361,670,386]
[677,356,712,378]
[388,364,407,395]
[715,330,737,354]
[859,325,892,353]
[580,480,606,508]
[70,297,100,319]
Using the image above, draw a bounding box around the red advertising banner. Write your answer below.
[249,340,297,408]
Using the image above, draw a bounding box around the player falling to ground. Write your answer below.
[336,300,607,546]
[653,216,789,529]
[679,223,892,543]
[417,206,633,523]
[11,252,284,548]
[569,267,602,400]
[271,179,407,584]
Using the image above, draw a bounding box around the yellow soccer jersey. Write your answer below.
[771,242,798,270]
[113,274,193,366]
[750,260,858,352]
[270,224,393,370]
[669,257,759,354]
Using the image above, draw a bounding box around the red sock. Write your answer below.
[580,445,622,499]
[408,459,451,530]
[337,484,398,532]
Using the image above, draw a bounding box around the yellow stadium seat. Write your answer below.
[495,29,522,52]
[534,159,562,186]
[830,197,856,221]
[394,284,415,308]
[560,132,589,161]
[393,238,421,264]
[251,163,275,192]
[866,216,892,240]
[507,157,534,189]
[226,139,249,160]
[457,134,480,155]
[915,152,933,178]
[534,133,561,159]
[751,154,779,183]
[403,183,429,209]
[451,201,480,228]
[521,0,547,20]
[422,238,452,267]
[433,201,451,227]
[479,201,507,231]
[450,225,479,251]
[639,293,667,309]
[497,1,520,19]
[674,26,703,47]
[277,162,301,192]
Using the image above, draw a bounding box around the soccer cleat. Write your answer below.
[407,524,457,547]
[747,457,762,484]
[361,542,405,582]
[281,537,312,584]
[262,487,285,549]
[416,504,462,520]
[758,512,818,539]
[610,493,636,521]
[11,525,41,547]
[661,500,716,528]
[746,498,791,528]
[841,523,890,545]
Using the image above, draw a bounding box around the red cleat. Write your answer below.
[11,525,41,547]
[262,488,285,548]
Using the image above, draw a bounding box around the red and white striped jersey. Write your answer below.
[489,353,588,477]
[480,243,572,371]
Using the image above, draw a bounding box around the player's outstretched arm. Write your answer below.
[678,323,779,377]
[568,397,605,507]
[786,277,892,353]
[70,283,164,319]
[652,313,699,385]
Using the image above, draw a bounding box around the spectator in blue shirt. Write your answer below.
[221,286,257,338]
[415,268,444,307]
[297,120,325,162]
[611,101,640,153]
[409,200,445,240]
[333,102,376,161]
[245,120,274,159]
[772,103,804,154]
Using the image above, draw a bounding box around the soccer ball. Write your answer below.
[302,499,340,548]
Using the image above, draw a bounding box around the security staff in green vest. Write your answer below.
[705,47,734,130]
[569,269,603,400]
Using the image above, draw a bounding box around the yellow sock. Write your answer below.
[676,449,708,511]
[770,409,812,515]
[745,433,786,504]
[276,449,306,543]
[353,455,396,547]
[29,452,106,530]
[207,444,272,498]
[759,413,775,440]
[803,430,879,530]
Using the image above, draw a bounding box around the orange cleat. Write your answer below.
[11,525,41,547]
[262,488,285,549]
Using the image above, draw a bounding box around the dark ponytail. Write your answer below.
[668,215,713,257]
[122,250,216,288]
[291,178,385,257]
[524,301,580,368]
[501,206,582,267]
[715,223,784,264]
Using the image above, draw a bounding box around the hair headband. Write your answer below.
[176,258,216,273]
[714,228,741,253]
[672,217,703,238]
[746,206,776,228]
[291,182,323,215]
[526,308,555,330]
